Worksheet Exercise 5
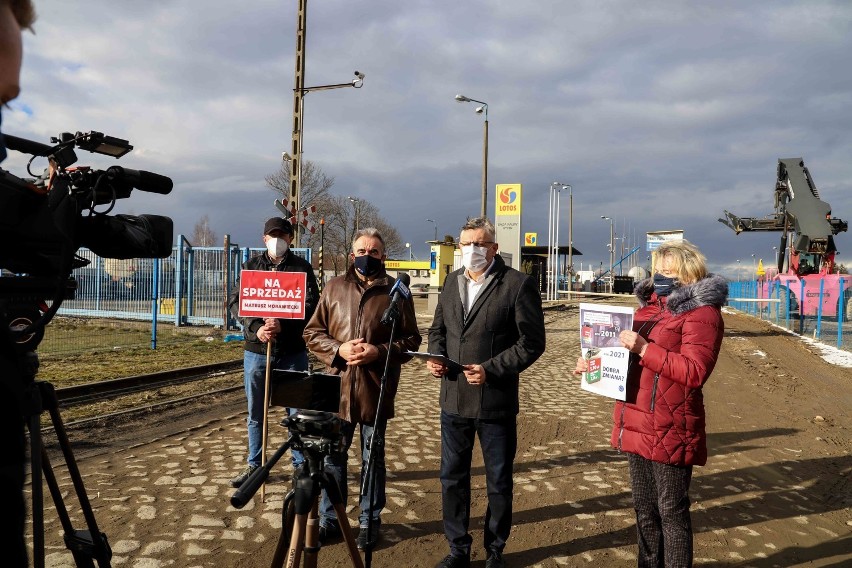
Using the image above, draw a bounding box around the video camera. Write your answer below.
[0,130,174,347]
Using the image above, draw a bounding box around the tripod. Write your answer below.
[16,349,112,568]
[231,411,364,568]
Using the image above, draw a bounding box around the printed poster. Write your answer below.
[579,303,634,400]
[237,270,308,319]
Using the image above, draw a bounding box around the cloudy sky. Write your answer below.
[5,0,852,277]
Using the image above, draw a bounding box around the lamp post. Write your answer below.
[620,235,627,275]
[736,259,741,281]
[318,217,325,293]
[406,242,412,261]
[751,253,756,280]
[348,196,360,238]
[601,216,614,292]
[425,218,438,242]
[287,66,365,246]
[547,182,562,302]
[454,94,489,218]
[566,184,573,295]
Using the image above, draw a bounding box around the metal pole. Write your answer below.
[289,0,308,246]
[482,117,488,218]
[426,219,437,242]
[609,220,614,292]
[547,184,554,301]
[319,218,325,294]
[568,185,573,299]
[545,184,553,300]
[554,188,560,300]
[151,258,159,349]
[223,233,231,330]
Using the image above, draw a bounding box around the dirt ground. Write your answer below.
[29,297,851,567]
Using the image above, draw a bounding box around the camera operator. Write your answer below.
[1,1,38,565]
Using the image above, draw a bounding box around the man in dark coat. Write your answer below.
[427,217,546,568]
[227,217,320,487]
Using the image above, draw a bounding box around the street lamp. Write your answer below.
[736,259,741,281]
[601,216,615,292]
[287,70,365,245]
[405,242,413,261]
[425,218,438,242]
[751,253,756,280]
[565,184,573,294]
[455,93,489,218]
[348,196,361,236]
[547,183,562,302]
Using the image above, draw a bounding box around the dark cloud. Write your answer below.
[8,1,852,275]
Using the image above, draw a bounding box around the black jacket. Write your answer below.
[428,255,546,419]
[228,250,320,357]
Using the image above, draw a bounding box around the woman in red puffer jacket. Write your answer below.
[576,239,727,568]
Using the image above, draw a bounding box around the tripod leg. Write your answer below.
[40,383,112,566]
[271,489,296,566]
[284,512,308,568]
[40,448,97,568]
[321,471,365,568]
[333,501,364,568]
[302,500,320,568]
[27,413,46,568]
[273,467,318,568]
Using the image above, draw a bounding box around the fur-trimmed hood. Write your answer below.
[634,273,728,315]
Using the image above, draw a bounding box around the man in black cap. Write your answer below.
[227,217,320,487]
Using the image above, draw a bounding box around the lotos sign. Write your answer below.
[237,270,307,319]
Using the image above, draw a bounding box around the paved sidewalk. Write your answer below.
[27,305,852,567]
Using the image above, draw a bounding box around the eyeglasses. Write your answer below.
[458,241,494,248]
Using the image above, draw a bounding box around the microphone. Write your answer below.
[107,165,174,195]
[381,273,411,326]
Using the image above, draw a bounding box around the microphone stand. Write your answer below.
[362,303,401,568]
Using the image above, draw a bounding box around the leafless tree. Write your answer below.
[191,215,217,246]
[266,159,335,245]
[266,161,404,276]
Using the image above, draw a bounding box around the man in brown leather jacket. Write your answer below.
[303,227,421,550]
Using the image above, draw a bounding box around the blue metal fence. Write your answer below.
[727,278,850,350]
[58,236,312,331]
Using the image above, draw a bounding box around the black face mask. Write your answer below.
[354,254,383,277]
[653,273,677,296]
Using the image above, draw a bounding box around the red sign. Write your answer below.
[237,270,307,319]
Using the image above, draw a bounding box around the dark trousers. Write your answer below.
[320,420,386,528]
[0,355,28,567]
[627,453,694,568]
[440,410,517,557]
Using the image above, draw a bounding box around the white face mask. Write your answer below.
[266,237,289,258]
[461,245,489,272]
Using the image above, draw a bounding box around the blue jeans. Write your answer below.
[320,420,386,529]
[440,410,517,557]
[243,349,308,467]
